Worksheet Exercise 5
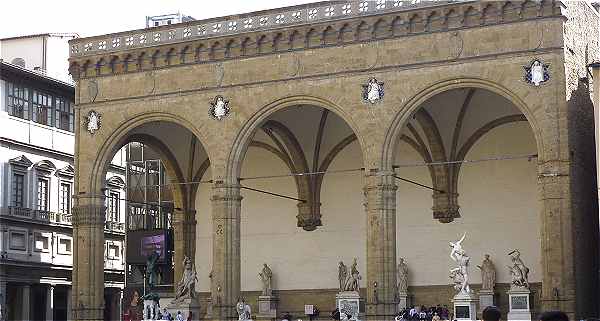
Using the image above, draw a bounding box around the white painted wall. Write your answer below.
[194,122,540,292]
[0,37,44,70]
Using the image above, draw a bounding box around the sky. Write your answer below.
[0,0,317,39]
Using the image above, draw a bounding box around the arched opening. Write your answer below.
[389,87,541,315]
[92,119,212,319]
[219,101,366,312]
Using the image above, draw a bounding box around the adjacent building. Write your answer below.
[0,34,126,321]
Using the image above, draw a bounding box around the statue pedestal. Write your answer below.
[452,292,477,321]
[478,289,494,312]
[336,291,361,321]
[507,288,531,321]
[257,295,278,319]
[166,297,201,321]
[397,292,409,310]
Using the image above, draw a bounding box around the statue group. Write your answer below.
[449,233,471,295]
[338,258,361,292]
[236,299,252,321]
[507,249,530,289]
[172,256,198,304]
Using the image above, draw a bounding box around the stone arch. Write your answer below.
[226,96,368,185]
[382,77,544,172]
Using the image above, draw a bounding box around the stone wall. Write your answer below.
[563,2,600,318]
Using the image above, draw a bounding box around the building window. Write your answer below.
[11,173,25,207]
[37,178,49,211]
[32,91,53,126]
[55,97,74,131]
[60,182,71,214]
[9,231,27,251]
[34,232,50,253]
[107,192,120,222]
[57,237,72,254]
[6,82,30,119]
[107,242,121,259]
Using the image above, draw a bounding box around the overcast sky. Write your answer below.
[0,0,316,39]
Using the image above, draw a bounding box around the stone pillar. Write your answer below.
[72,202,106,321]
[46,285,54,321]
[364,171,398,318]
[210,183,242,320]
[538,160,576,314]
[173,209,197,284]
[22,284,31,321]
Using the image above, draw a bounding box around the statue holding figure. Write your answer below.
[146,251,161,289]
[173,256,198,302]
[236,299,251,321]
[259,263,273,296]
[344,258,361,292]
[477,254,496,291]
[507,249,530,289]
[397,258,409,294]
[338,261,348,292]
[448,233,471,294]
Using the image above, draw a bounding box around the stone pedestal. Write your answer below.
[257,295,278,319]
[478,290,494,312]
[397,292,409,310]
[336,291,361,321]
[452,292,477,321]
[507,288,532,321]
[166,297,201,321]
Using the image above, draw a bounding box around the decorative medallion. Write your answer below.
[524,59,550,86]
[84,110,102,134]
[362,78,385,104]
[209,95,230,120]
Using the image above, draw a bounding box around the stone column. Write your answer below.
[46,285,54,321]
[538,160,576,314]
[210,182,242,320]
[72,202,106,321]
[22,284,31,321]
[172,209,197,284]
[364,171,398,319]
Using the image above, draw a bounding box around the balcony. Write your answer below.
[104,220,125,233]
[1,207,72,226]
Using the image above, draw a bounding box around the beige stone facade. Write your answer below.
[67,1,599,320]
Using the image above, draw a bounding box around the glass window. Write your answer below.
[37,178,49,211]
[60,182,71,214]
[55,97,74,132]
[107,192,120,222]
[32,91,53,126]
[11,173,25,207]
[6,82,30,119]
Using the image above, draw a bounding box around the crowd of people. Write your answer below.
[395,305,451,321]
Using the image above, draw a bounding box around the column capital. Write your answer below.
[72,204,106,226]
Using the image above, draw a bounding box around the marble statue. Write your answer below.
[146,251,161,288]
[173,256,198,302]
[340,312,350,321]
[210,95,230,120]
[531,60,544,86]
[397,258,409,293]
[449,233,471,294]
[236,299,252,321]
[507,249,530,289]
[338,261,348,292]
[344,258,361,292]
[363,78,384,104]
[259,263,273,296]
[85,110,101,134]
[477,254,496,291]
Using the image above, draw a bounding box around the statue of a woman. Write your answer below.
[397,258,409,293]
[338,261,348,292]
[477,254,496,291]
[174,256,198,301]
[259,263,273,296]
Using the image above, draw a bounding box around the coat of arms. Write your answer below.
[362,78,384,104]
[84,110,102,134]
[209,95,230,120]
[524,59,550,86]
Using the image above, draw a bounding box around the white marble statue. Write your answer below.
[173,256,198,302]
[449,233,471,294]
[477,254,496,291]
[236,299,251,321]
[85,110,101,134]
[397,257,409,293]
[259,263,273,296]
[338,261,348,292]
[366,78,383,103]
[211,96,230,120]
[507,249,530,289]
[343,258,361,292]
[340,312,350,321]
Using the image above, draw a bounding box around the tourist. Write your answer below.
[175,311,184,321]
[482,306,501,321]
[161,308,172,320]
[432,312,441,321]
[539,311,569,321]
